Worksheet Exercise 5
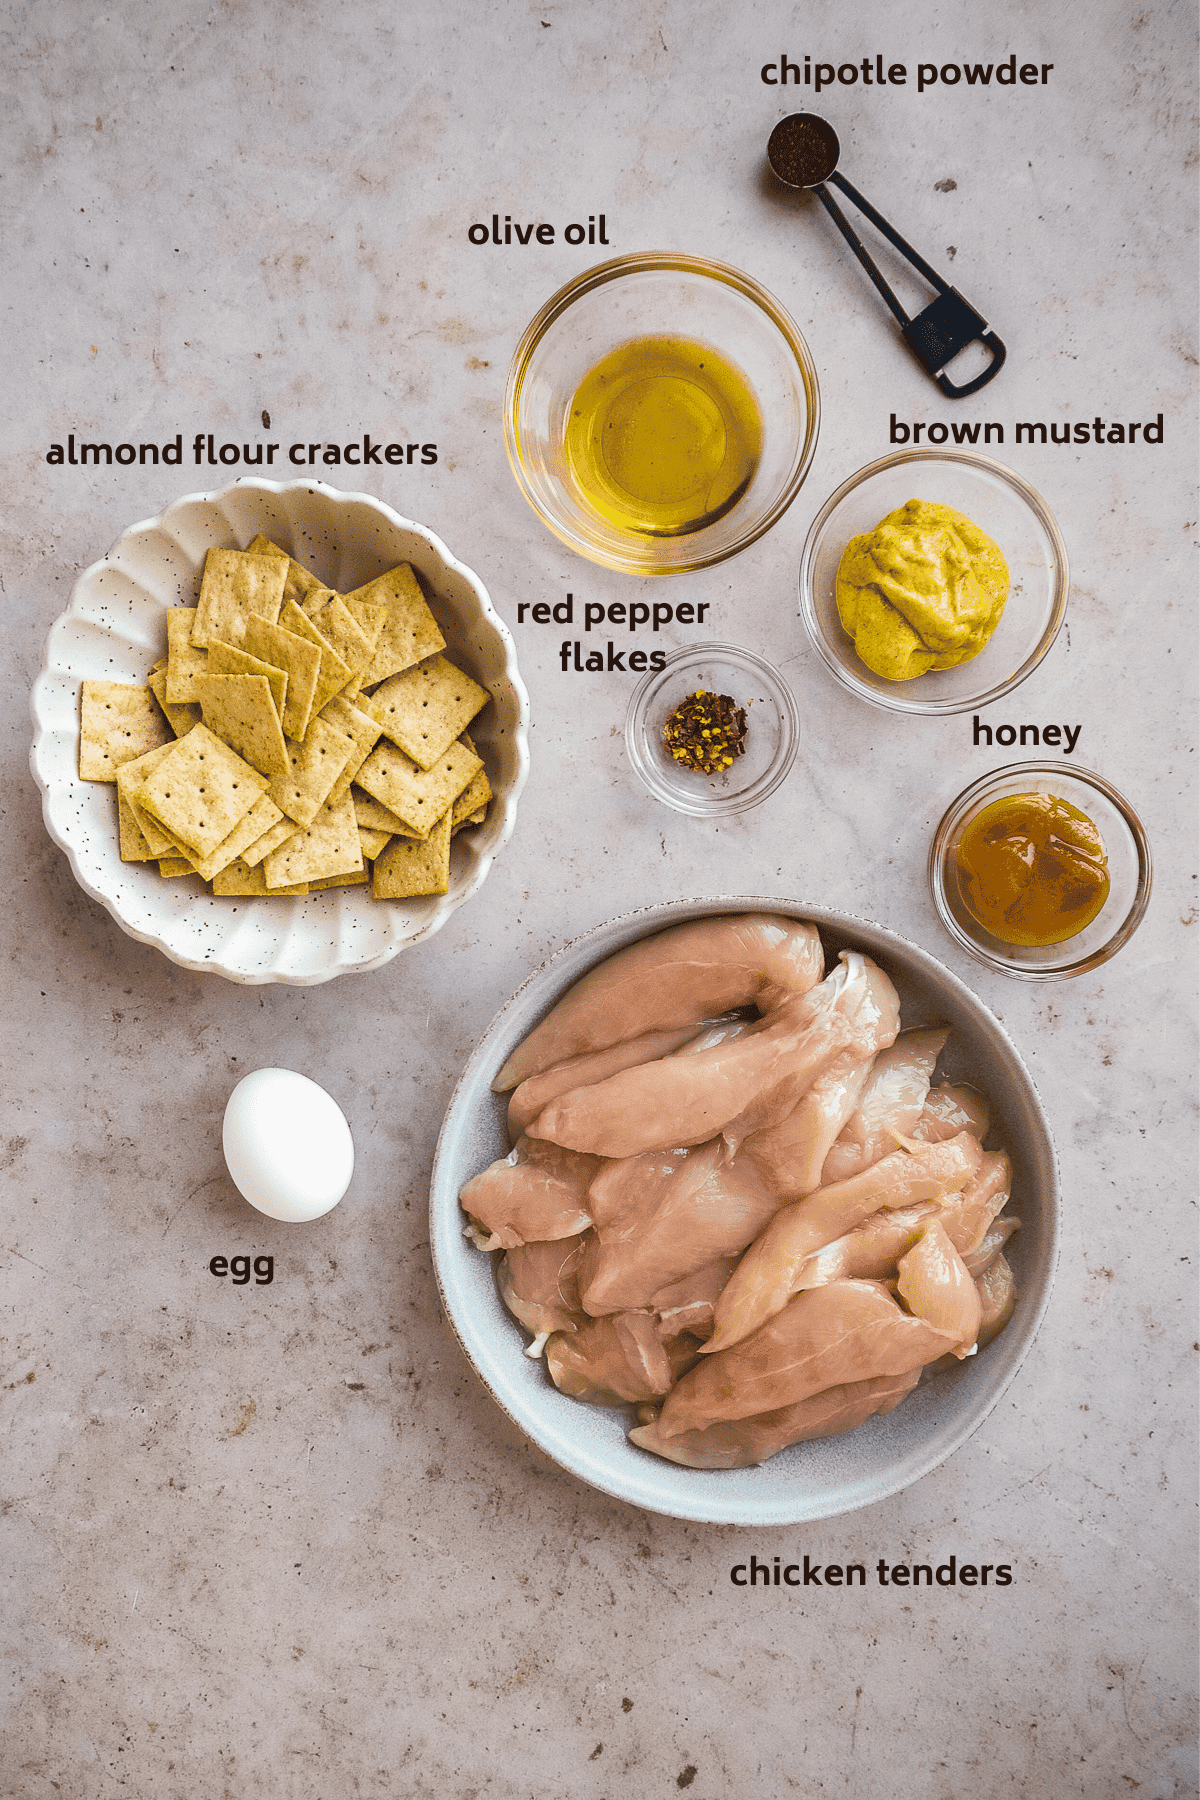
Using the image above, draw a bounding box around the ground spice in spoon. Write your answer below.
[663,689,748,775]
[766,113,841,189]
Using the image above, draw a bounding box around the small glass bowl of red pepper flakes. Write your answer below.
[624,643,799,816]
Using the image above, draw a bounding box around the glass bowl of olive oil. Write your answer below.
[505,254,820,575]
[929,763,1152,979]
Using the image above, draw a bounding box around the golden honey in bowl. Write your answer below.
[564,336,762,537]
[955,792,1111,947]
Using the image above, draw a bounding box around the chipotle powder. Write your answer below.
[663,689,748,775]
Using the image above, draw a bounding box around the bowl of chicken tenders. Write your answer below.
[431,899,1058,1524]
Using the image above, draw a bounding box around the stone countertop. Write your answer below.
[3,1,1196,1795]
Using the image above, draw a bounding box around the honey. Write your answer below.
[955,792,1110,947]
[564,336,762,538]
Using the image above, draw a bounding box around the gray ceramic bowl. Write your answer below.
[430,898,1059,1524]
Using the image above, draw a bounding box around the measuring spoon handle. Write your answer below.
[817,170,1007,396]
[826,169,949,293]
[813,184,910,328]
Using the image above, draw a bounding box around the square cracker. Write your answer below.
[192,548,287,649]
[266,715,354,826]
[451,729,491,832]
[342,596,388,645]
[452,762,492,823]
[241,814,300,868]
[194,674,290,778]
[345,564,445,685]
[372,808,452,898]
[116,740,186,856]
[297,584,335,623]
[246,535,326,613]
[280,600,352,713]
[312,594,378,688]
[356,825,392,859]
[157,857,196,879]
[338,600,388,703]
[367,654,488,770]
[262,790,363,888]
[139,724,267,858]
[354,737,481,839]
[310,867,370,890]
[213,857,308,897]
[117,789,157,861]
[242,616,321,742]
[352,786,408,835]
[207,641,288,722]
[79,681,172,780]
[147,665,202,738]
[165,609,212,704]
[319,696,384,805]
[157,790,288,883]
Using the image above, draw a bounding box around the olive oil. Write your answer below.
[564,336,762,537]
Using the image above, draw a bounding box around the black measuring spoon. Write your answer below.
[766,112,1006,399]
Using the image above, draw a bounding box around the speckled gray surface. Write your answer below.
[3,3,1197,1796]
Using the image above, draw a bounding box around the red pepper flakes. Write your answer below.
[662,689,748,775]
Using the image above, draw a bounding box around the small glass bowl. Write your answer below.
[799,449,1069,714]
[624,643,799,816]
[929,763,1152,979]
[505,253,820,576]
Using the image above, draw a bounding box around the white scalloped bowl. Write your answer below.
[30,479,530,984]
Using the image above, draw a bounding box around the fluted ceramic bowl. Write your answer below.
[430,898,1059,1525]
[30,479,529,984]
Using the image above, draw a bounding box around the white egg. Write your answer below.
[222,1068,355,1222]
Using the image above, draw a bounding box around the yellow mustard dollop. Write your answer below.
[835,498,1010,681]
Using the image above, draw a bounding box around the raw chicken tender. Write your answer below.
[820,1027,947,1184]
[494,914,824,1090]
[704,1131,985,1354]
[909,1081,991,1144]
[498,1233,588,1354]
[459,1135,602,1249]
[791,1200,941,1291]
[629,1368,920,1469]
[720,954,899,1152]
[962,1214,1020,1278]
[506,1020,730,1137]
[578,1138,781,1316]
[936,1150,1013,1258]
[742,1048,877,1199]
[741,957,900,1194]
[546,1311,699,1407]
[658,1279,957,1439]
[651,1256,742,1342]
[976,1252,1017,1345]
[896,1218,982,1357]
[790,1152,1013,1292]
[527,953,896,1161]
